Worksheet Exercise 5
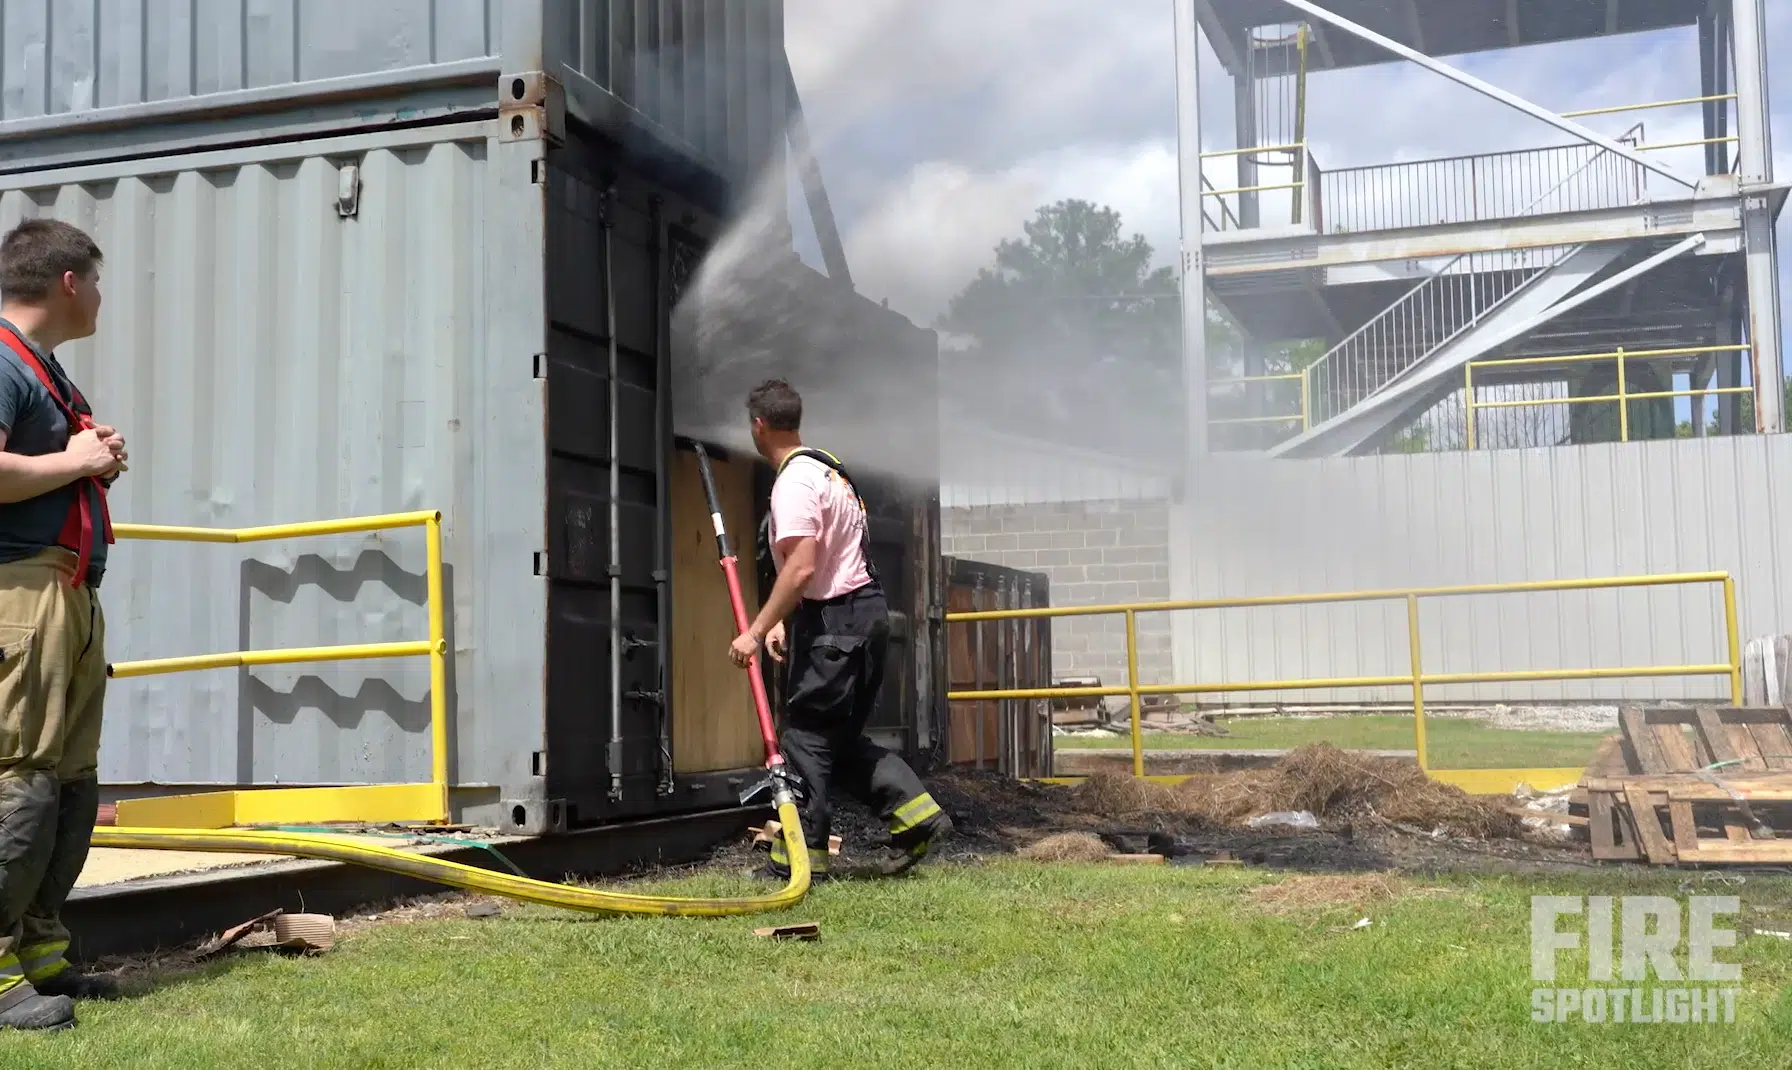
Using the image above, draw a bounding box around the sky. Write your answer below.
[779,0,1792,364]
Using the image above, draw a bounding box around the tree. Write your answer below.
[1727,378,1791,435]
[937,199,1225,458]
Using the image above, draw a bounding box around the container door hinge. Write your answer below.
[532,551,546,576]
[533,353,547,379]
[624,689,665,706]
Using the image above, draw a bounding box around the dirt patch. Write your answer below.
[1016,832,1112,862]
[1248,874,1433,915]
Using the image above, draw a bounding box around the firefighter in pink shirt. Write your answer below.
[728,379,950,878]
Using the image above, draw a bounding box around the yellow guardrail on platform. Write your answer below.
[1208,371,1311,434]
[1558,95,1741,159]
[1465,344,1754,450]
[107,510,449,829]
[946,572,1741,795]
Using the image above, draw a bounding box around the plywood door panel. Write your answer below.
[946,583,999,766]
[670,450,767,773]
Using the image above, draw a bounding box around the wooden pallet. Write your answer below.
[1581,706,1792,865]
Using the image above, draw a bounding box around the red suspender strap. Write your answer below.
[0,326,112,587]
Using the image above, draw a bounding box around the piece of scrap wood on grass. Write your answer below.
[753,922,820,941]
[196,909,336,959]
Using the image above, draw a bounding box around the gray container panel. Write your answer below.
[0,121,531,789]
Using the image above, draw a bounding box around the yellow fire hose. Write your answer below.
[89,798,811,918]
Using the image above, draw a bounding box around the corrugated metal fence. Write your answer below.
[1170,436,1792,704]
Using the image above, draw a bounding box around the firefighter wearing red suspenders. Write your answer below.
[0,219,128,1032]
[731,380,950,879]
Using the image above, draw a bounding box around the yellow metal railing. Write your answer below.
[1561,93,1738,120]
[946,572,1741,795]
[1207,371,1311,434]
[1200,142,1309,197]
[107,510,450,829]
[1465,344,1754,450]
[1559,95,1740,159]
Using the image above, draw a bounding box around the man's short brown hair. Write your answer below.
[747,379,802,431]
[0,219,102,303]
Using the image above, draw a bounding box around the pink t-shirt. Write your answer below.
[768,454,873,601]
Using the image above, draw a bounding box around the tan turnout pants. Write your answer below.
[0,549,107,999]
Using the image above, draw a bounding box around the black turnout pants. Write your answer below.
[777,583,939,863]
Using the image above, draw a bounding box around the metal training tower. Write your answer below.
[1175,0,1784,458]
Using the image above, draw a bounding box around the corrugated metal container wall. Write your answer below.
[0,121,504,789]
[545,0,787,185]
[0,1,785,191]
[0,0,500,116]
[1169,437,1792,706]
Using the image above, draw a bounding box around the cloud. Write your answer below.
[841,141,1183,323]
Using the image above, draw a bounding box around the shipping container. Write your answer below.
[0,1,940,834]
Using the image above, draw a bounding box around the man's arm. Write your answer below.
[0,436,90,504]
[748,535,817,641]
[0,366,114,504]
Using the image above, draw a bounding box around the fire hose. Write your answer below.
[90,444,812,917]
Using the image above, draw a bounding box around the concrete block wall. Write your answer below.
[942,499,1174,699]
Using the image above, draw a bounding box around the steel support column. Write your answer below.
[1699,2,1732,177]
[1732,0,1783,433]
[1234,66,1260,230]
[1174,0,1209,462]
[1718,275,1742,435]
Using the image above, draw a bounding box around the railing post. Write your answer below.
[1464,363,1477,450]
[971,575,986,771]
[1724,576,1742,705]
[1406,593,1428,772]
[1125,609,1144,779]
[1617,347,1630,442]
[1300,369,1312,432]
[426,512,450,819]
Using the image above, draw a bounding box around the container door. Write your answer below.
[541,146,669,824]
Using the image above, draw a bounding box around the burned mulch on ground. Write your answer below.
[704,744,1602,878]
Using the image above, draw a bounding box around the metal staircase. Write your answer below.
[1271,132,1652,457]
[1271,240,1642,457]
[1301,244,1580,427]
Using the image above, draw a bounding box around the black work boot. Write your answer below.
[33,971,120,1001]
[0,984,75,1031]
[877,813,954,876]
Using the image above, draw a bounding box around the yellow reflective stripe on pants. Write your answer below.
[890,794,941,835]
[0,954,25,996]
[19,941,67,983]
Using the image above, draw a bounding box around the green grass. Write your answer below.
[1057,714,1609,768]
[14,863,1792,1069]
